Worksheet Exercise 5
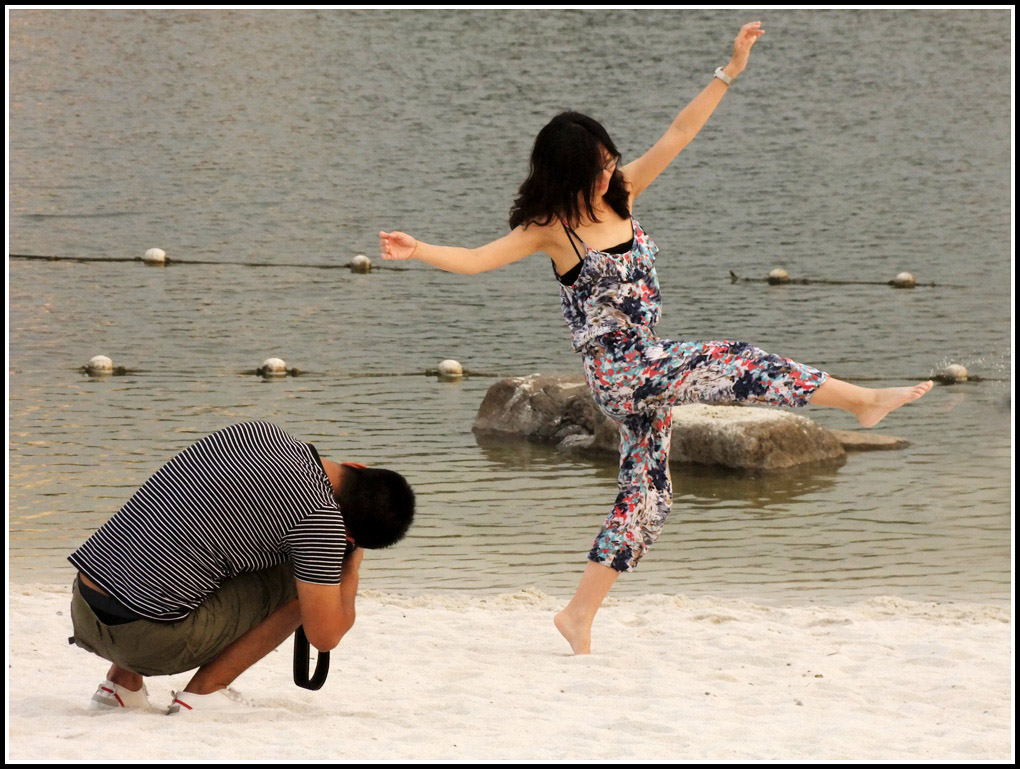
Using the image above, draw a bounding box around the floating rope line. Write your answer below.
[727,270,959,288]
[10,254,408,270]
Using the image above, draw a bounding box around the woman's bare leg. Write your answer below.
[554,561,620,655]
[810,377,934,428]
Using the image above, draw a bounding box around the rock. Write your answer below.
[826,429,910,451]
[474,375,846,471]
[473,375,602,443]
[661,404,844,470]
[557,434,596,454]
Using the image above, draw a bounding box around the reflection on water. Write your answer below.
[8,9,1011,604]
[475,434,846,506]
[670,462,845,507]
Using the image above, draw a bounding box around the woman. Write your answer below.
[380,21,932,654]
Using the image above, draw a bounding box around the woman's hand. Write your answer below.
[729,21,764,75]
[379,230,418,261]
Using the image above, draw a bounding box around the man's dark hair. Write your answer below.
[335,466,415,549]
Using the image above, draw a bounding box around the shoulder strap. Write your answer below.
[560,220,585,263]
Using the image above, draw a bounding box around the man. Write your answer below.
[67,421,415,714]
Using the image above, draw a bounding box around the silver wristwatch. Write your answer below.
[713,66,734,86]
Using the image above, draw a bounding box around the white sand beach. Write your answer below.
[6,583,1013,762]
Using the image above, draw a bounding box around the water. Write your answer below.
[8,9,1012,604]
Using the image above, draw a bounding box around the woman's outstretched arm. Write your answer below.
[379,224,546,274]
[623,21,764,200]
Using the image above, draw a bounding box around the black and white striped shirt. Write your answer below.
[68,422,346,621]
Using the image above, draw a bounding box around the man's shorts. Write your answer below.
[69,563,298,677]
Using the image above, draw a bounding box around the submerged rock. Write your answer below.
[473,375,850,471]
[828,429,910,451]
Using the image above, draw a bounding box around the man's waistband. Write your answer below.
[77,573,143,625]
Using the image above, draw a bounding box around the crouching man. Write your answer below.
[67,421,415,714]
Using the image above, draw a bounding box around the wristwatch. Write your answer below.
[713,66,735,86]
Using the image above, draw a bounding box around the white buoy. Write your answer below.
[260,357,287,377]
[87,355,114,375]
[893,272,916,288]
[351,255,372,274]
[767,268,790,285]
[939,363,968,383]
[437,359,463,380]
[143,247,167,265]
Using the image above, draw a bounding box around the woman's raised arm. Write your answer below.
[379,224,547,275]
[623,21,764,201]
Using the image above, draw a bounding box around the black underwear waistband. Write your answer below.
[77,575,143,625]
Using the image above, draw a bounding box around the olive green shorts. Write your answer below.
[70,563,298,677]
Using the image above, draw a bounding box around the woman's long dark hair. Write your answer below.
[508,111,630,230]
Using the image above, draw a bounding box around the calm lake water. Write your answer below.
[8,9,1013,604]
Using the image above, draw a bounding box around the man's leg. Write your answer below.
[183,598,301,694]
[71,563,299,701]
[106,664,143,692]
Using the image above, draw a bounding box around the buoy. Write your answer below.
[143,248,167,265]
[767,268,790,285]
[86,355,114,375]
[259,357,288,377]
[437,359,463,380]
[937,363,968,383]
[350,255,372,274]
[892,272,916,289]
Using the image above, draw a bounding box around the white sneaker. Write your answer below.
[89,679,151,710]
[166,688,252,715]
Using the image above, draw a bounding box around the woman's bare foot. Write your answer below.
[554,609,592,655]
[856,381,934,428]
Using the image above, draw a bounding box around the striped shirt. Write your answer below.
[68,422,346,621]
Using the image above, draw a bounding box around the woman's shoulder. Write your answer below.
[518,216,559,232]
[517,217,566,248]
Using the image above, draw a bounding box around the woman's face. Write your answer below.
[596,149,618,196]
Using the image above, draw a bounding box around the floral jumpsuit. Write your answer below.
[556,218,829,573]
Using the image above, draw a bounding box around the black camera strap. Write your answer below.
[293,625,330,690]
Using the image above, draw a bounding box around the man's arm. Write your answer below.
[294,547,364,651]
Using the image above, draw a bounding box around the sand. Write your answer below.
[6,583,1013,761]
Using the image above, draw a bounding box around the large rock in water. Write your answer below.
[473,375,848,471]
[473,375,605,445]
